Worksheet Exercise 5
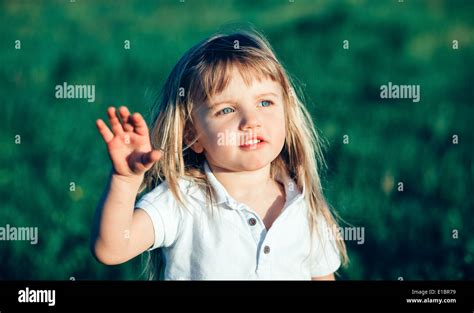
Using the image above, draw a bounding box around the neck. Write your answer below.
[208,163,273,200]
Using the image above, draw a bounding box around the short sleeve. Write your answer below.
[135,182,182,251]
[310,217,342,277]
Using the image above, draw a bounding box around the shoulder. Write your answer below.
[136,177,205,210]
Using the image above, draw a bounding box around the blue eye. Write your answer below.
[260,100,273,107]
[218,107,234,115]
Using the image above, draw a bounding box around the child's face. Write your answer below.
[190,67,286,172]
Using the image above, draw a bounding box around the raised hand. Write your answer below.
[96,106,162,178]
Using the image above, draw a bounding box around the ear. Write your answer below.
[190,140,204,154]
[184,124,204,154]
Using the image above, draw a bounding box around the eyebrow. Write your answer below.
[208,92,279,108]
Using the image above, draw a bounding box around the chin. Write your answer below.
[234,157,272,171]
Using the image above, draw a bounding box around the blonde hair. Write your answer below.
[139,28,348,280]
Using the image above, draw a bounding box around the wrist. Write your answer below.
[110,171,144,189]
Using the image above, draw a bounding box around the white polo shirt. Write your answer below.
[136,161,341,280]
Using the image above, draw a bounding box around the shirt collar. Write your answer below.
[203,161,229,205]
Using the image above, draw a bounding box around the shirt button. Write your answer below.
[248,218,257,226]
[263,245,270,254]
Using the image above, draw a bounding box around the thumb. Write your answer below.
[140,150,162,168]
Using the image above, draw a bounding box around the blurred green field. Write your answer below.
[1,0,473,280]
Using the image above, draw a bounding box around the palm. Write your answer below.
[96,106,161,177]
[107,131,151,175]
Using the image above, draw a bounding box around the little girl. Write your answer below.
[91,29,348,280]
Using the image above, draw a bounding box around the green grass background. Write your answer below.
[0,0,473,280]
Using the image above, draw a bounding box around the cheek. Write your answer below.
[199,119,229,149]
[266,107,286,139]
[193,111,222,147]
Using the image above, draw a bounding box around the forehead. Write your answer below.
[209,67,283,103]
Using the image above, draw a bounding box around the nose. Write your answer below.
[239,108,261,131]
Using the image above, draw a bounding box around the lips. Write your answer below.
[239,136,266,147]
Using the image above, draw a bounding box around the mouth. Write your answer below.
[239,136,266,149]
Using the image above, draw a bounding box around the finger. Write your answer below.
[118,106,133,132]
[134,150,160,174]
[131,112,149,136]
[96,119,114,143]
[107,107,124,135]
[140,150,162,167]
